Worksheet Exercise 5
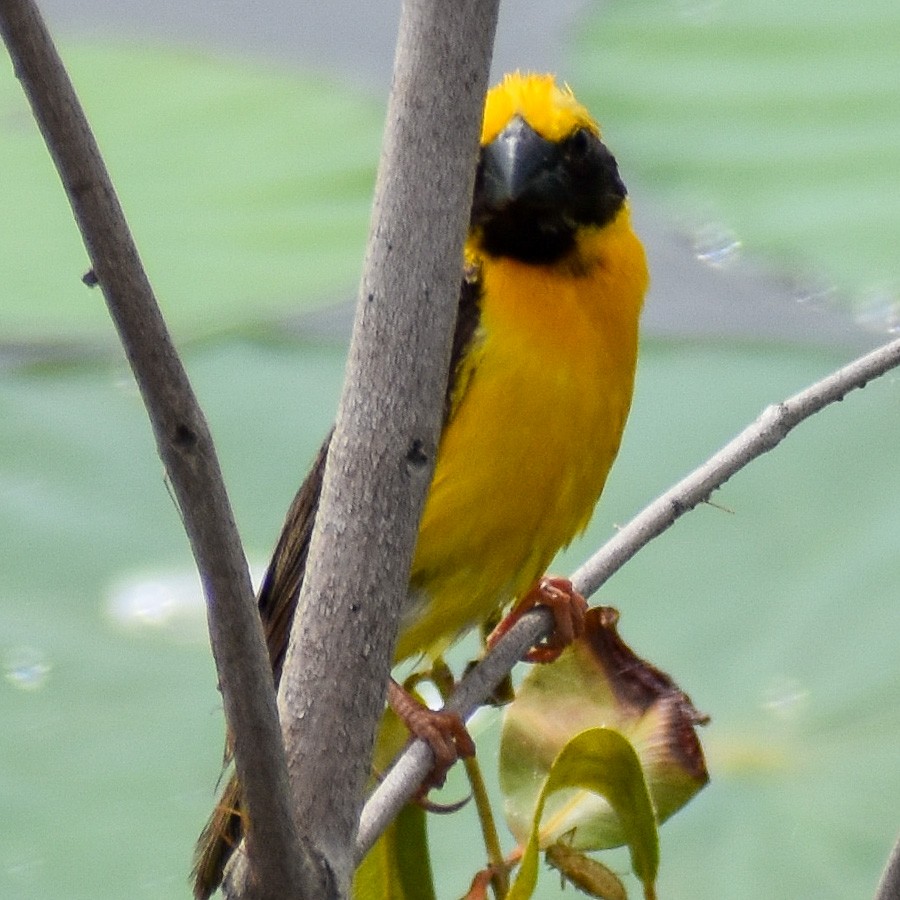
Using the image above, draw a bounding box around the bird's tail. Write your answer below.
[191,774,243,900]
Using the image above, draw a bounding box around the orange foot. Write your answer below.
[387,679,476,790]
[486,576,588,664]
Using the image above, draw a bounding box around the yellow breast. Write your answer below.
[395,206,647,662]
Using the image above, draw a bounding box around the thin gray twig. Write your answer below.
[357,334,900,856]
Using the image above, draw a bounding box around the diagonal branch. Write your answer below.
[571,334,900,599]
[874,832,900,900]
[356,332,900,857]
[0,3,309,897]
[356,606,553,862]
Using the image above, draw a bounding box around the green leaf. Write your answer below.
[506,728,659,900]
[501,608,707,856]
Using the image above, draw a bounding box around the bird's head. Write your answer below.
[470,73,627,265]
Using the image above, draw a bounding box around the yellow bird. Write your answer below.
[193,72,647,898]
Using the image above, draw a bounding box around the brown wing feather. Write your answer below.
[191,439,328,898]
[191,775,243,899]
[191,277,482,899]
[258,435,330,686]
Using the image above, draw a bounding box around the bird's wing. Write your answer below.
[257,434,330,685]
[258,274,483,688]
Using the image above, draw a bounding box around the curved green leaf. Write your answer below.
[501,608,707,857]
[506,728,659,900]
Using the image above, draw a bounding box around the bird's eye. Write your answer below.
[566,128,592,162]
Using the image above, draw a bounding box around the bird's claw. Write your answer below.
[387,679,476,792]
[486,576,587,663]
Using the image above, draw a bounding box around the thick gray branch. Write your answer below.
[218,1,499,898]
[0,3,308,897]
[875,833,900,900]
[357,333,900,854]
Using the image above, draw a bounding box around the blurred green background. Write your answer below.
[1,1,898,898]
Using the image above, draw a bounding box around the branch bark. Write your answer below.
[875,833,900,900]
[356,332,900,853]
[224,0,499,897]
[0,3,308,897]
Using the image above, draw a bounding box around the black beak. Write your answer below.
[479,115,562,209]
[471,114,626,263]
